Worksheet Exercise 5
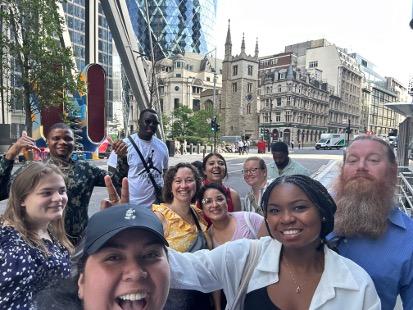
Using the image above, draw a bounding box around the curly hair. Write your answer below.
[260,175,336,242]
[162,163,202,203]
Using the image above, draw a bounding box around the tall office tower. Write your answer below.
[126,0,217,60]
[62,0,114,120]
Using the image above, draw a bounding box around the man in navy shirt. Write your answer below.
[330,135,413,310]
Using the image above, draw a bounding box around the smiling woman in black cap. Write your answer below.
[35,204,170,310]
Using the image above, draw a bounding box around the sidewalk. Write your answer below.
[312,159,341,190]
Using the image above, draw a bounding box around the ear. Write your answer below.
[77,273,85,300]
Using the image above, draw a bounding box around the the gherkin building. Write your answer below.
[126,0,216,60]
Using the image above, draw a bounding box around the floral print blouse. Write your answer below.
[0,226,71,309]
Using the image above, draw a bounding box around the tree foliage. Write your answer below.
[162,106,213,140]
[0,0,83,135]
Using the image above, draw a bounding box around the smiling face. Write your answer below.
[201,188,228,221]
[171,167,197,204]
[78,229,170,310]
[265,183,321,250]
[138,111,160,141]
[47,128,75,160]
[203,155,226,183]
[342,139,396,184]
[21,172,67,229]
[243,159,266,187]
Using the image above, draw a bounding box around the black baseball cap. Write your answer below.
[84,204,168,255]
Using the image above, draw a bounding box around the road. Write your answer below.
[0,147,343,216]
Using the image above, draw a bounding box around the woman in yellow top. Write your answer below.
[152,162,214,310]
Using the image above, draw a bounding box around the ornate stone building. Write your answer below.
[220,21,259,139]
[258,52,329,146]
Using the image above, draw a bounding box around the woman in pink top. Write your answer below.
[198,183,267,248]
[198,182,268,308]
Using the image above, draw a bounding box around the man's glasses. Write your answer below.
[144,119,160,126]
[242,168,263,175]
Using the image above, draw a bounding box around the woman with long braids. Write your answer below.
[169,175,380,309]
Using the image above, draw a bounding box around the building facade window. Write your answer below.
[232,82,237,93]
[232,65,238,76]
[247,82,253,93]
[174,98,180,109]
[309,61,318,68]
[248,65,253,76]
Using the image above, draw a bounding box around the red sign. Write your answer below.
[86,64,106,143]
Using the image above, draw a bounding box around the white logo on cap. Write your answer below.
[124,208,136,220]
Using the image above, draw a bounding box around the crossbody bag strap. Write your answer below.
[189,207,203,232]
[128,136,159,190]
[229,240,261,310]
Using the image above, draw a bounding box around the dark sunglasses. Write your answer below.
[144,119,160,126]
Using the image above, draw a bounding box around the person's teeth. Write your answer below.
[283,229,301,235]
[119,292,147,301]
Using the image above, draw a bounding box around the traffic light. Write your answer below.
[211,117,216,132]
[210,117,220,132]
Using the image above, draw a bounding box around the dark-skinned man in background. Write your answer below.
[0,123,127,245]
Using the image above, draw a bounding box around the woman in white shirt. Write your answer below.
[169,175,381,309]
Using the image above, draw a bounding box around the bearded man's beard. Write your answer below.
[333,174,396,238]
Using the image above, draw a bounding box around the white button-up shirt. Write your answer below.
[169,237,380,309]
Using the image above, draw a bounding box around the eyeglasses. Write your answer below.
[144,119,160,126]
[242,168,263,175]
[201,195,227,206]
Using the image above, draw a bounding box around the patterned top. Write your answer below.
[0,156,127,244]
[152,203,207,253]
[0,226,71,309]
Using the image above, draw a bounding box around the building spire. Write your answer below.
[224,19,232,59]
[254,37,259,58]
[240,32,246,55]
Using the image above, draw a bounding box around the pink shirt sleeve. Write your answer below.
[231,212,264,240]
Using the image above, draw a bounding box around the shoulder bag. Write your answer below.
[128,136,164,203]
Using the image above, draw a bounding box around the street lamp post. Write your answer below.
[204,48,218,151]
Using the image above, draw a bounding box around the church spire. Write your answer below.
[240,32,246,56]
[224,19,232,59]
[254,37,259,58]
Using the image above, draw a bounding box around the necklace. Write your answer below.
[283,259,303,294]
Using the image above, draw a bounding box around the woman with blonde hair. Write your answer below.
[0,162,73,309]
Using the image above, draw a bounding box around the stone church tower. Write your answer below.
[220,20,259,140]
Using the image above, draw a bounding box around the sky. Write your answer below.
[214,0,413,87]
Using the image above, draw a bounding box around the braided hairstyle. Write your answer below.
[260,175,336,245]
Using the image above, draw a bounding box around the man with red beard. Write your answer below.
[329,135,413,310]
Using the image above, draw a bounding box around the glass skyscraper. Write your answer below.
[62,0,114,120]
[126,0,217,60]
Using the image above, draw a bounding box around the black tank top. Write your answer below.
[244,286,281,310]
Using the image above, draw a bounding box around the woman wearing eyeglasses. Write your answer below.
[242,156,272,215]
[201,153,242,213]
[199,183,268,249]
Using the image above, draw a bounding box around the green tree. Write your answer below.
[171,106,192,137]
[0,0,82,135]
[189,109,213,138]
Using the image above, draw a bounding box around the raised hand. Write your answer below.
[5,131,41,160]
[100,176,129,210]
[111,137,128,157]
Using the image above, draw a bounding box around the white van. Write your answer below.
[315,134,346,150]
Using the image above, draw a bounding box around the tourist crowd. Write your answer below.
[0,108,412,309]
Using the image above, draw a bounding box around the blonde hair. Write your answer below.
[1,162,73,254]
